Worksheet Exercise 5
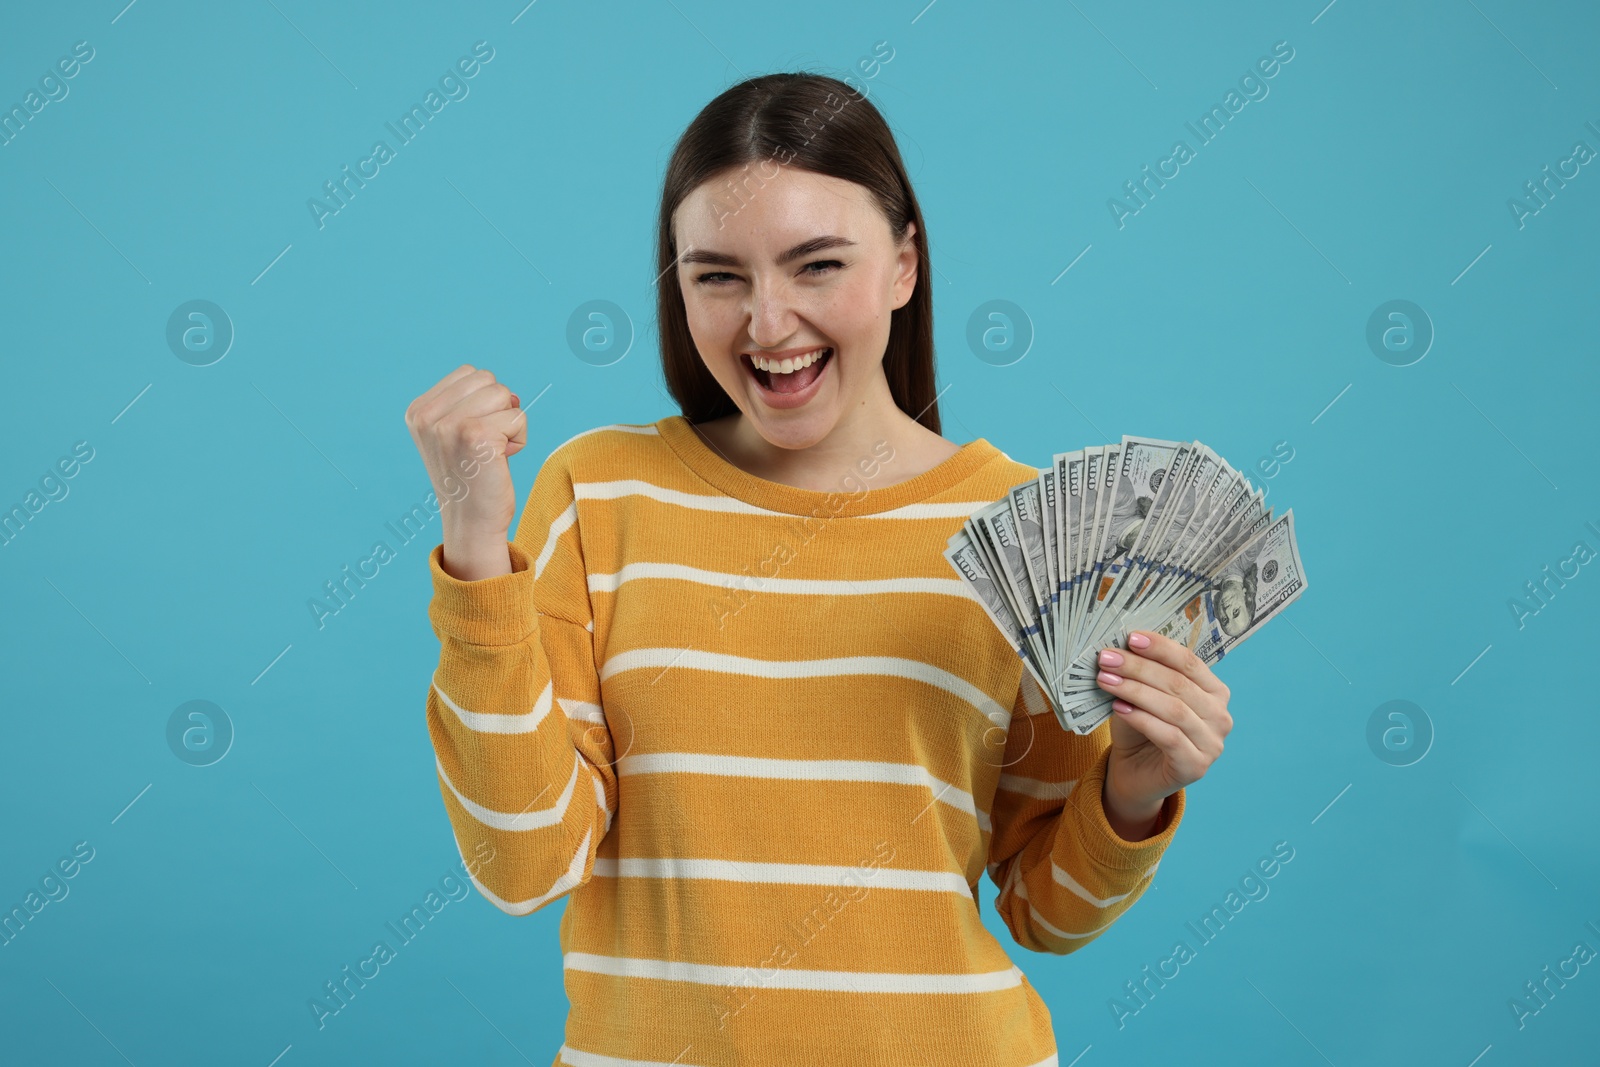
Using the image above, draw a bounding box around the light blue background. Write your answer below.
[2,1,1597,1064]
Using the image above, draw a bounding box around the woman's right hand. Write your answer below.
[405,364,528,579]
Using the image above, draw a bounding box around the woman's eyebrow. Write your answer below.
[679,235,857,268]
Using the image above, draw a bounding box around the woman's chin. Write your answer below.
[743,406,838,450]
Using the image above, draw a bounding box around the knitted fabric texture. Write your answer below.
[424,416,1185,1066]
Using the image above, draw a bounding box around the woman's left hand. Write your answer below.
[1095,630,1233,823]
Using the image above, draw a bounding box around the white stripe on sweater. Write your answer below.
[599,648,1011,727]
[1013,877,1118,941]
[1050,859,1134,908]
[588,856,970,895]
[464,826,594,918]
[559,696,605,725]
[574,477,1007,521]
[1017,670,1053,717]
[587,561,969,599]
[536,500,578,578]
[563,951,1024,994]
[558,1044,1056,1067]
[436,751,585,831]
[433,677,605,733]
[616,751,990,833]
[557,1045,694,1067]
[433,676,555,734]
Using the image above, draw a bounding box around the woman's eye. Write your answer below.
[694,261,844,286]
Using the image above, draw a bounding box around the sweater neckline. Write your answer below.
[656,415,1004,518]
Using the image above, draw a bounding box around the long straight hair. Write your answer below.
[655,72,941,435]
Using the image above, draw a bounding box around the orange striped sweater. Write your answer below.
[424,414,1186,1066]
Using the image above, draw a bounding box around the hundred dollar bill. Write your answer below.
[1051,451,1084,698]
[1204,508,1307,657]
[1066,445,1116,687]
[1102,476,1267,659]
[1038,466,1061,655]
[1075,436,1184,665]
[945,436,1308,732]
[945,531,1054,698]
[1007,476,1054,652]
[1149,589,1226,663]
[970,509,1044,672]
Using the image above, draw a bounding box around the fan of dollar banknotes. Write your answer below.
[944,435,1307,735]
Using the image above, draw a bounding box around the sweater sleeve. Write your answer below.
[984,672,1185,954]
[423,446,616,916]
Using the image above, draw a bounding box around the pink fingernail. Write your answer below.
[1097,670,1122,687]
[1098,649,1123,667]
[1129,632,1151,649]
[1113,699,1133,713]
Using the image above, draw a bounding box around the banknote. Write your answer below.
[943,531,1054,699]
[948,435,1308,735]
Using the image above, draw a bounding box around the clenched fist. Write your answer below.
[404,364,528,580]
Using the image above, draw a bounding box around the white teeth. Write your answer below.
[751,348,828,374]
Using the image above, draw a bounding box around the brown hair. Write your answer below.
[655,72,941,435]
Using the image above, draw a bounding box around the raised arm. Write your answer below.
[408,366,616,914]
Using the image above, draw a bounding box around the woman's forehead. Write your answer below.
[676,169,877,246]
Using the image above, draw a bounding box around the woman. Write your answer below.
[406,72,1231,1066]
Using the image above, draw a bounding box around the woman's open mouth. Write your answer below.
[740,347,833,408]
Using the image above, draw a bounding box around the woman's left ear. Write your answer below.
[892,222,919,307]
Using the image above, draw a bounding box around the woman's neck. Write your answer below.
[694,401,960,494]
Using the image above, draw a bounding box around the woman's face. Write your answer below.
[672,165,918,450]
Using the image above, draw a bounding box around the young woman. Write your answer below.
[406,72,1231,1066]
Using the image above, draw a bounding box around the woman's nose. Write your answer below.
[747,277,798,345]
